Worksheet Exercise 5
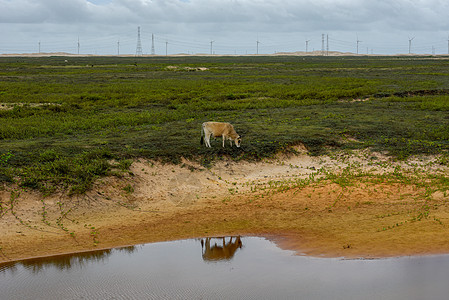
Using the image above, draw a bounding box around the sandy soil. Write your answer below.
[1,148,449,263]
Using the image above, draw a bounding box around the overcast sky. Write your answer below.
[1,0,449,55]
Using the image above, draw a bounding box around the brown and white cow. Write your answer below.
[200,122,241,148]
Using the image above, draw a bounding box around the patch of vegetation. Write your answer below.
[18,148,113,194]
[1,56,449,193]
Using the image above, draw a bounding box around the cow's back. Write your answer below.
[204,122,231,137]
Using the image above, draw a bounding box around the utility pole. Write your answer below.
[210,40,214,55]
[151,34,155,55]
[305,39,310,53]
[165,41,168,56]
[135,26,143,56]
[117,40,120,56]
[326,34,329,56]
[77,37,80,55]
[408,37,415,54]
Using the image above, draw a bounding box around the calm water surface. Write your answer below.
[1,237,449,300]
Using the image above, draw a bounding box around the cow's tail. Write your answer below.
[200,123,204,145]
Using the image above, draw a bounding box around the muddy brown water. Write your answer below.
[1,237,449,300]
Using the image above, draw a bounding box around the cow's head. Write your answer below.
[235,135,242,147]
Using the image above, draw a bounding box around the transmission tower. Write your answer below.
[77,37,80,55]
[117,40,120,56]
[305,39,310,53]
[326,34,329,56]
[210,40,214,55]
[256,39,260,54]
[151,34,155,55]
[136,26,143,56]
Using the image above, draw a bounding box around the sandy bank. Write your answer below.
[1,149,449,263]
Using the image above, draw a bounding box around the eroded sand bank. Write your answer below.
[1,149,449,263]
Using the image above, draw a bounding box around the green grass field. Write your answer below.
[1,55,449,194]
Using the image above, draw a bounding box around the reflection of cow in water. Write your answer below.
[201,236,243,262]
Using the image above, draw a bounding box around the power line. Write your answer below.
[6,29,449,55]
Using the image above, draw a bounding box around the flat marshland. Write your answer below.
[1,55,449,262]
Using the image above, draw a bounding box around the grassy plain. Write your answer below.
[1,55,449,194]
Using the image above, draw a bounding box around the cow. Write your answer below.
[200,122,241,148]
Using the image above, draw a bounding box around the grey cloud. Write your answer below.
[0,0,90,23]
[2,0,449,55]
[2,0,449,30]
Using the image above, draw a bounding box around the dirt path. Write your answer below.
[1,149,449,263]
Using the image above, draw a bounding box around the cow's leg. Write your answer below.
[222,135,225,147]
[205,238,211,251]
[202,126,206,147]
[205,134,209,147]
[208,133,213,147]
[204,130,211,147]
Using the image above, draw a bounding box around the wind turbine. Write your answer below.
[356,35,362,55]
[210,40,214,55]
[305,39,311,53]
[408,36,415,54]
